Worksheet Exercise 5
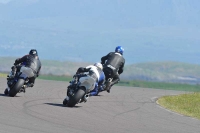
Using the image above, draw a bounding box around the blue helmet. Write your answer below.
[115,46,124,55]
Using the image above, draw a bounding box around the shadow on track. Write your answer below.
[44,103,82,108]
[0,93,21,97]
[0,93,7,97]
[96,94,103,96]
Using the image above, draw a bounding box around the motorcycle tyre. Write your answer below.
[4,89,8,95]
[67,88,85,107]
[63,99,68,105]
[9,79,24,97]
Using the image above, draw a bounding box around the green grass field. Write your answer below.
[158,93,200,119]
[0,73,7,78]
[38,74,72,81]
[119,80,200,92]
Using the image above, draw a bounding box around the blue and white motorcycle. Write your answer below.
[63,73,96,107]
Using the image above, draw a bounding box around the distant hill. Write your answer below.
[1,57,200,84]
[121,61,200,84]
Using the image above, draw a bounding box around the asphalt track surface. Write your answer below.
[0,77,200,133]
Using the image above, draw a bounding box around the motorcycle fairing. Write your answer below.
[19,66,34,79]
[79,76,95,91]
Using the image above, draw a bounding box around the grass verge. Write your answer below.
[157,93,200,119]
[38,74,72,81]
[0,73,7,78]
[119,80,200,92]
[0,73,73,82]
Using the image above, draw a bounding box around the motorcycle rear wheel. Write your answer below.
[63,99,68,105]
[9,79,24,97]
[67,88,85,107]
[4,89,8,95]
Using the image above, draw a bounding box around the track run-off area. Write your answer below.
[0,77,199,133]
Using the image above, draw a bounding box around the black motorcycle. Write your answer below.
[5,66,35,97]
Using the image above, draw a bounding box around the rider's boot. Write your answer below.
[105,78,112,92]
[21,83,34,93]
[27,83,34,87]
[24,83,34,88]
[107,79,119,93]
[20,85,26,93]
[107,84,113,93]
[106,84,111,93]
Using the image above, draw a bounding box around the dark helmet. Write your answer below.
[29,49,38,56]
[115,46,124,55]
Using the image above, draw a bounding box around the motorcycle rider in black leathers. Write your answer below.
[101,46,125,93]
[5,49,42,94]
